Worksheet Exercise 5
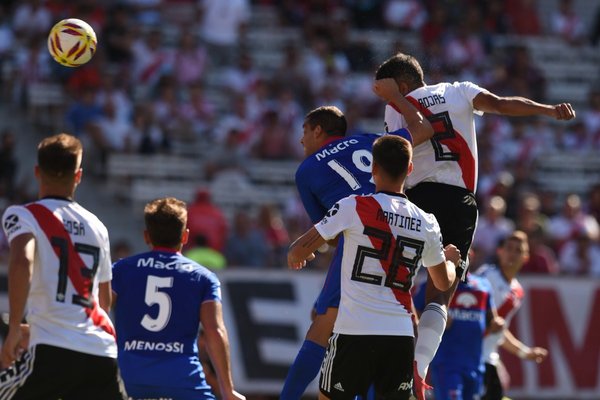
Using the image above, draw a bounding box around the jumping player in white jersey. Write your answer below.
[373,53,575,400]
[477,231,547,400]
[0,134,127,400]
[288,135,459,399]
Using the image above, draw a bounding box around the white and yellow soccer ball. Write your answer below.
[47,18,97,67]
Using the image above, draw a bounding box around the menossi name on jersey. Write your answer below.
[124,340,184,353]
[417,94,446,109]
[376,209,422,232]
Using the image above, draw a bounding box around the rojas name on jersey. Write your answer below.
[315,139,359,161]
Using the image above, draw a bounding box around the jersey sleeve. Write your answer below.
[457,81,486,116]
[96,224,112,283]
[420,213,446,268]
[480,276,496,311]
[384,104,407,132]
[296,166,327,223]
[387,128,413,145]
[2,205,36,243]
[200,271,222,303]
[314,197,355,241]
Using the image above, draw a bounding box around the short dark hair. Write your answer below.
[144,197,187,248]
[304,106,347,137]
[372,135,412,180]
[375,53,425,88]
[37,133,82,181]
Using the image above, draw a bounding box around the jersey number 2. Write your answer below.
[141,275,174,332]
[351,226,424,291]
[428,111,459,161]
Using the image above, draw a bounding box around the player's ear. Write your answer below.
[314,124,325,139]
[371,160,378,173]
[407,161,414,176]
[398,81,410,96]
[34,165,40,180]
[143,230,152,246]
[181,228,189,246]
[74,168,83,184]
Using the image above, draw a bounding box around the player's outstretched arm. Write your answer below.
[1,233,35,368]
[427,244,460,291]
[501,328,549,364]
[201,300,245,400]
[287,226,324,270]
[486,308,505,334]
[372,78,434,145]
[473,91,576,120]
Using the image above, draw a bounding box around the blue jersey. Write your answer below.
[414,274,494,372]
[295,130,412,223]
[112,249,221,393]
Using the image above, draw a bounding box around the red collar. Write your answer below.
[320,135,344,149]
[152,247,180,254]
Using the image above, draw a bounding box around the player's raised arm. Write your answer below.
[372,78,434,145]
[473,91,576,120]
[287,227,324,270]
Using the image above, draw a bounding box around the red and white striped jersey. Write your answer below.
[2,198,117,358]
[314,192,445,336]
[477,264,525,364]
[384,81,486,193]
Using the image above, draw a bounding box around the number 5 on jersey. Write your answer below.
[141,275,174,332]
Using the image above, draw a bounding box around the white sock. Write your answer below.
[415,302,447,378]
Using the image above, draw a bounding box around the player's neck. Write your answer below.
[319,135,344,149]
[151,245,182,253]
[500,266,519,282]
[39,185,75,201]
[375,183,405,195]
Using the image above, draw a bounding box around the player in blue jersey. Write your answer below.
[281,83,435,399]
[414,274,503,400]
[112,197,244,400]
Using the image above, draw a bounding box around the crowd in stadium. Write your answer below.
[0,0,599,277]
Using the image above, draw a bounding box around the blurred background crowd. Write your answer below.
[0,0,599,278]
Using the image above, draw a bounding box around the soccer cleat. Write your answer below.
[412,361,432,400]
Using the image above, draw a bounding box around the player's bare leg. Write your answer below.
[306,307,337,347]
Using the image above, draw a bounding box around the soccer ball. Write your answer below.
[47,18,97,67]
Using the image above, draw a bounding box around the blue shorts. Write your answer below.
[125,384,216,400]
[430,364,483,400]
[314,237,343,315]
